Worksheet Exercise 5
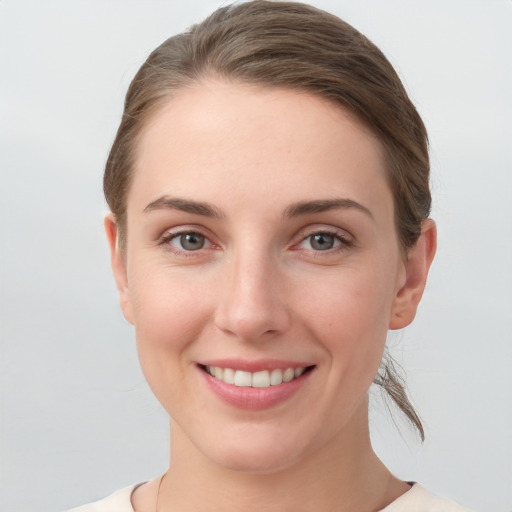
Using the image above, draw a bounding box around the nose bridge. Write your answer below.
[214,241,289,341]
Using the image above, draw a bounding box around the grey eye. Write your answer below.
[175,233,206,251]
[309,233,336,251]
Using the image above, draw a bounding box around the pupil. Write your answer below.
[181,233,204,251]
[311,234,334,250]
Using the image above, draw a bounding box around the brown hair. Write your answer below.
[104,0,430,440]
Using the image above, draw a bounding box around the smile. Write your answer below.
[200,362,316,409]
[204,366,311,388]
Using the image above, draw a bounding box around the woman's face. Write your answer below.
[108,80,423,473]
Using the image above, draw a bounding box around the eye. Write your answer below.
[297,230,352,252]
[306,233,339,251]
[166,231,211,252]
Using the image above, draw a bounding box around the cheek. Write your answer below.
[297,264,397,370]
[129,258,210,336]
[127,267,213,405]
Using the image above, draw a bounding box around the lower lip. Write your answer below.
[200,367,313,410]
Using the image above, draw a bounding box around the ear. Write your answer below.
[104,214,134,325]
[389,219,437,330]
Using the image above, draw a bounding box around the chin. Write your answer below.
[199,427,312,475]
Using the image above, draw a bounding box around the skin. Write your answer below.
[106,80,436,512]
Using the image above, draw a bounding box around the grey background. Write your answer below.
[1,1,511,511]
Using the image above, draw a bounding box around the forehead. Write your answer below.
[130,80,392,219]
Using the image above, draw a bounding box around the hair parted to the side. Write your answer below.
[104,0,430,441]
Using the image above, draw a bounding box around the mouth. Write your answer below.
[200,364,316,388]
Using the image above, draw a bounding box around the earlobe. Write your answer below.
[389,219,437,330]
[104,214,135,325]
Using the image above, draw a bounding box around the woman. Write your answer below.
[70,1,469,510]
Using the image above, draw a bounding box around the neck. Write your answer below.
[155,399,408,512]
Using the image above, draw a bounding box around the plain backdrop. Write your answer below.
[1,1,511,511]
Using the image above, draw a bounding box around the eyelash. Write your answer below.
[159,229,215,257]
[294,229,354,255]
[158,227,354,257]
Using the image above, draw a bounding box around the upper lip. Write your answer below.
[199,359,314,372]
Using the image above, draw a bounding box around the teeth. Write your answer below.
[205,366,308,387]
[223,367,235,385]
[252,370,270,388]
[294,367,305,378]
[283,368,295,382]
[270,368,283,386]
[234,370,252,387]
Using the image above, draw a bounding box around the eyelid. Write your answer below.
[292,225,355,252]
[170,232,212,250]
[158,225,219,255]
[296,224,354,242]
[156,223,354,256]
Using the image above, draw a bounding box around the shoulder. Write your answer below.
[66,484,141,512]
[380,483,474,512]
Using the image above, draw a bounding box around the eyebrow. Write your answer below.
[143,196,372,220]
[143,196,224,218]
[284,198,373,219]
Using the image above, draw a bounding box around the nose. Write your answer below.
[214,249,291,342]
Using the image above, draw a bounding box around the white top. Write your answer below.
[67,483,473,511]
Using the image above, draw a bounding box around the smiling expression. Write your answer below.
[109,80,412,473]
